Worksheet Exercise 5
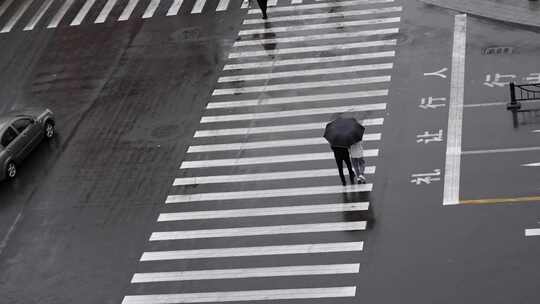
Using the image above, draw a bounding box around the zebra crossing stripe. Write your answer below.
[230,39,397,58]
[118,0,139,21]
[239,17,401,36]
[48,0,74,28]
[247,0,393,14]
[150,221,367,240]
[191,0,207,13]
[187,134,381,153]
[267,0,278,6]
[70,0,97,26]
[0,0,34,33]
[212,76,390,96]
[201,103,387,123]
[207,90,388,109]
[167,0,184,15]
[158,202,370,221]
[122,287,357,304]
[233,29,398,47]
[95,0,119,23]
[143,0,161,18]
[24,0,55,30]
[140,242,364,260]
[0,0,16,19]
[241,0,249,9]
[166,184,373,203]
[224,51,395,70]
[131,263,360,283]
[218,63,393,82]
[216,0,231,11]
[194,118,384,137]
[243,6,402,24]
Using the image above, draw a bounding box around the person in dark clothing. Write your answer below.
[255,0,268,19]
[332,146,356,186]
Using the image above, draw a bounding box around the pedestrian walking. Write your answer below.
[331,146,356,186]
[349,141,366,184]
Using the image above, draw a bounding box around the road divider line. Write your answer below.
[462,146,540,155]
[443,14,467,206]
[194,118,384,137]
[239,17,401,35]
[122,287,356,304]
[246,0,393,14]
[180,150,378,169]
[158,202,370,221]
[131,263,359,283]
[224,51,395,70]
[24,0,55,30]
[243,6,401,24]
[218,63,393,82]
[525,228,540,237]
[166,184,373,203]
[461,196,540,205]
[173,167,375,186]
[201,103,387,123]
[188,134,380,153]
[150,221,366,240]
[140,242,364,260]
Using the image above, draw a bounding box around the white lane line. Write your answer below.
[224,51,395,70]
[118,0,139,20]
[292,0,302,3]
[166,184,373,203]
[218,63,393,82]
[207,90,388,109]
[525,228,540,236]
[141,242,363,260]
[267,0,278,6]
[142,0,160,18]
[0,0,34,33]
[216,0,231,11]
[167,0,184,15]
[241,0,249,9]
[443,14,467,206]
[187,134,381,153]
[0,0,16,19]
[243,6,401,24]
[194,118,384,137]
[201,103,387,123]
[48,0,75,28]
[234,28,398,47]
[247,0,393,14]
[212,76,390,96]
[132,263,359,283]
[533,130,540,133]
[24,0,55,30]
[231,39,397,57]
[70,0,97,26]
[122,287,356,304]
[523,162,540,167]
[158,202,370,221]
[462,146,540,155]
[150,221,366,240]
[191,0,207,13]
[95,0,119,23]
[239,17,400,36]
[174,167,375,186]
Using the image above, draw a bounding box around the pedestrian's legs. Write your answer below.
[343,154,355,184]
[333,152,346,186]
[353,157,366,183]
[255,0,267,19]
[351,158,361,178]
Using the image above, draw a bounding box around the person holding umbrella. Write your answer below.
[323,116,365,186]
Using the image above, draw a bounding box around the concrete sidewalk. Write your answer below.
[419,0,540,28]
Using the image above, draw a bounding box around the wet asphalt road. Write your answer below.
[0,0,540,303]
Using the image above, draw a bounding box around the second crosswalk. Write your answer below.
[122,0,401,302]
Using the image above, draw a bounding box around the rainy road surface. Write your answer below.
[0,0,539,303]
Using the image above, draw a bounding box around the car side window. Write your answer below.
[1,127,18,147]
[12,118,32,133]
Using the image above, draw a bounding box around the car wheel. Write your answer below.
[6,162,16,179]
[44,121,55,139]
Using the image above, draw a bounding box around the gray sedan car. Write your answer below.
[0,108,55,181]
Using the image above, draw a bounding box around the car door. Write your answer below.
[12,118,40,159]
[0,126,23,162]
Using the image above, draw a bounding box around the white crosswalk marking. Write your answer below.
[132,263,360,283]
[267,0,278,6]
[141,242,364,260]
[143,0,161,18]
[24,0,55,31]
[167,0,184,15]
[158,202,370,221]
[122,287,357,304]
[0,0,16,19]
[95,0,120,23]
[48,0,75,28]
[166,184,373,203]
[70,0,97,26]
[247,0,394,14]
[118,0,139,21]
[191,0,207,13]
[216,0,231,11]
[0,0,34,33]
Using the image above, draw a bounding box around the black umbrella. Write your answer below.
[323,117,365,148]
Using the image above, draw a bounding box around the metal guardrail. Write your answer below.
[507,82,540,111]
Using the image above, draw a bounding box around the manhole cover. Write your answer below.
[482,46,514,55]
